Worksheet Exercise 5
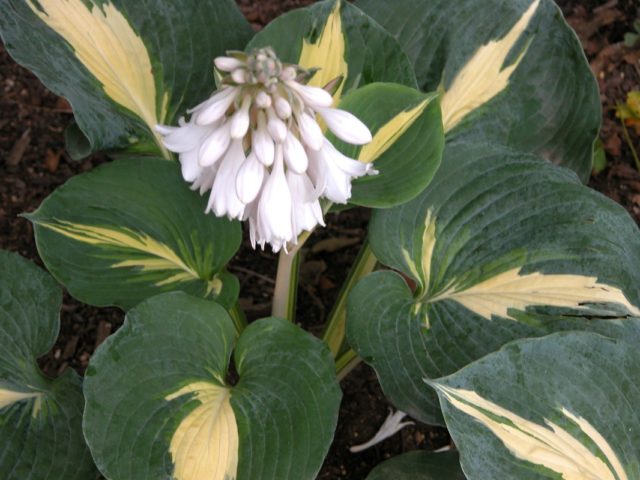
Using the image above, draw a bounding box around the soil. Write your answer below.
[1,1,639,479]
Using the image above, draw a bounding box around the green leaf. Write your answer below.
[0,0,252,158]
[334,84,444,207]
[83,293,342,480]
[367,451,465,480]
[0,250,96,480]
[357,0,600,181]
[433,331,640,479]
[246,0,417,103]
[27,157,241,310]
[348,141,640,424]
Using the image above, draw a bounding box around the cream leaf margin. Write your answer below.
[28,0,169,156]
[299,0,348,105]
[434,384,628,480]
[440,0,540,132]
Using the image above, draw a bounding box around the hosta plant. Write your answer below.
[1,0,639,478]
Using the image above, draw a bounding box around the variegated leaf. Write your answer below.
[0,250,96,480]
[348,142,640,424]
[83,293,341,480]
[331,83,444,207]
[433,331,640,479]
[0,0,252,158]
[27,157,241,310]
[357,0,600,181]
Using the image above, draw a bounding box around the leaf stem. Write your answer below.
[621,119,640,171]
[322,239,377,357]
[335,348,362,381]
[228,301,248,333]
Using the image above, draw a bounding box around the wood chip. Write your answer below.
[44,148,62,172]
[62,334,79,359]
[94,320,112,349]
[6,128,31,166]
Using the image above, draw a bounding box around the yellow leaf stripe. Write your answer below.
[358,97,432,164]
[0,387,42,417]
[28,0,169,157]
[420,212,640,319]
[166,382,239,480]
[429,267,640,320]
[37,220,203,288]
[440,0,540,132]
[299,0,348,105]
[435,384,628,480]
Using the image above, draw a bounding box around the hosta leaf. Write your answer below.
[27,157,241,310]
[0,250,95,480]
[357,0,600,181]
[0,0,252,158]
[246,0,417,104]
[433,331,640,479]
[366,451,464,480]
[333,83,444,207]
[348,141,640,424]
[83,293,341,480]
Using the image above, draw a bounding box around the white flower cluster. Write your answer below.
[157,47,374,252]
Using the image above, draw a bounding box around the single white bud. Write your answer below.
[255,91,272,109]
[215,56,245,72]
[192,87,239,126]
[252,111,275,167]
[274,96,293,119]
[283,131,308,174]
[207,140,246,219]
[231,68,248,84]
[198,123,231,167]
[236,152,265,204]
[230,95,252,139]
[317,107,372,145]
[266,107,287,143]
[287,81,333,108]
[297,112,324,151]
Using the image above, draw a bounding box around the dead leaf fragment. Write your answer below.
[6,128,31,166]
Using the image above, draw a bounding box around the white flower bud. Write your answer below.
[207,140,246,219]
[255,91,272,109]
[266,107,287,143]
[215,56,245,72]
[283,131,308,174]
[198,123,231,167]
[236,152,265,204]
[179,149,202,183]
[274,96,292,119]
[192,87,239,126]
[297,112,324,151]
[229,95,252,139]
[231,68,248,84]
[287,81,333,108]
[252,111,275,167]
[317,107,373,145]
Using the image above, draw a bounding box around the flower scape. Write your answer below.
[157,47,375,252]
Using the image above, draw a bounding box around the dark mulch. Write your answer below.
[1,0,638,478]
